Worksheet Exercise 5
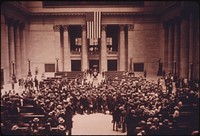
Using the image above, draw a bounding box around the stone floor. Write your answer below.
[72,113,126,135]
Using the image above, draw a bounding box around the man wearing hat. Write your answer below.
[65,103,73,135]
[30,118,40,135]
[125,109,137,135]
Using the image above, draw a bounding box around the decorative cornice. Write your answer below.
[102,12,159,17]
[31,12,85,17]
[31,12,159,17]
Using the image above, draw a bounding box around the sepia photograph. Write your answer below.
[1,1,199,135]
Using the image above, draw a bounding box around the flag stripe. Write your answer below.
[97,12,100,38]
[91,21,94,39]
[96,12,99,38]
[96,12,98,39]
[94,12,96,39]
[98,12,101,38]
[86,11,101,39]
[87,21,89,38]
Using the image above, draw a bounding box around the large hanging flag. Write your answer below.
[86,11,101,40]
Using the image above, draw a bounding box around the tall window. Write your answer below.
[106,25,119,52]
[69,25,82,53]
[71,60,81,71]
[108,60,117,71]
[88,38,99,55]
[45,64,55,72]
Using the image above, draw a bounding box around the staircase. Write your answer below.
[55,71,83,80]
[1,98,45,135]
[43,71,84,83]
[105,71,125,80]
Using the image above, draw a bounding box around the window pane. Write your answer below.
[106,37,112,45]
[45,64,55,72]
[134,63,144,72]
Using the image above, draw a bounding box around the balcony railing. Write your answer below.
[71,50,81,54]
[107,51,118,54]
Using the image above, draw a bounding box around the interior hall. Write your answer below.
[1,1,199,136]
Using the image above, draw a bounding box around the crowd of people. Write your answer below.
[1,71,199,135]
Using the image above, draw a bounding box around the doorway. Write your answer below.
[107,60,117,71]
[71,60,81,71]
[89,60,99,72]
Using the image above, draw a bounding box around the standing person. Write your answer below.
[11,77,15,90]
[18,78,22,88]
[21,78,24,89]
[102,69,105,78]
[34,76,39,91]
[65,103,73,135]
[93,69,98,78]
[89,69,92,78]
[112,106,120,131]
[144,70,147,78]
[125,109,137,135]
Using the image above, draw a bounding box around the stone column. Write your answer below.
[180,11,189,78]
[8,19,15,77]
[127,24,134,71]
[15,22,22,78]
[119,25,126,71]
[100,25,107,72]
[163,22,169,73]
[193,11,199,80]
[20,23,26,77]
[63,25,71,71]
[1,15,10,83]
[174,17,181,76]
[53,25,62,71]
[168,21,174,73]
[81,25,88,71]
[189,13,194,80]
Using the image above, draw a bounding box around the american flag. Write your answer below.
[86,12,101,39]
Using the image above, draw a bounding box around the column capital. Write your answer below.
[119,25,125,31]
[81,25,86,31]
[163,21,169,28]
[19,23,25,29]
[174,16,181,24]
[14,21,20,27]
[127,24,134,31]
[63,25,69,31]
[169,19,176,26]
[7,18,15,26]
[102,25,107,31]
[53,25,62,32]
